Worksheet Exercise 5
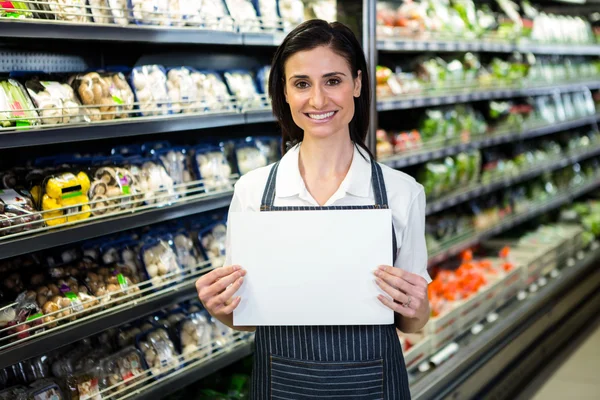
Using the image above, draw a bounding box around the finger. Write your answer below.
[379,265,428,288]
[378,294,416,318]
[376,278,409,304]
[201,269,245,300]
[214,277,244,306]
[216,296,241,315]
[376,269,422,299]
[205,265,243,286]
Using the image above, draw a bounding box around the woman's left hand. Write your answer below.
[374,265,428,319]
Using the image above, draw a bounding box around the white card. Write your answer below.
[230,209,394,326]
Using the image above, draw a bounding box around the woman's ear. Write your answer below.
[354,70,362,98]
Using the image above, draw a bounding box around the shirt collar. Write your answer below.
[275,143,372,199]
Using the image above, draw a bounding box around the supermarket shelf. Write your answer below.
[0,112,248,150]
[380,114,600,169]
[377,38,600,56]
[244,109,276,124]
[0,283,197,370]
[131,340,254,400]
[426,145,600,215]
[0,191,233,261]
[377,81,600,112]
[413,244,600,399]
[427,178,600,267]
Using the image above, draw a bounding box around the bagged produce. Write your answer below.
[199,222,227,268]
[278,0,304,31]
[101,347,145,395]
[88,164,141,217]
[254,136,280,164]
[166,67,202,114]
[130,65,171,116]
[223,70,265,110]
[136,327,180,376]
[0,189,44,237]
[233,141,268,175]
[224,0,260,31]
[198,0,234,30]
[141,237,182,287]
[130,0,169,25]
[0,2,33,18]
[35,171,92,227]
[44,0,91,22]
[256,65,270,96]
[100,71,135,118]
[210,316,235,347]
[192,146,233,192]
[70,72,119,121]
[25,78,89,125]
[172,229,202,272]
[88,0,112,23]
[136,158,176,205]
[255,0,279,31]
[155,147,193,192]
[175,312,212,357]
[0,79,39,128]
[189,70,232,112]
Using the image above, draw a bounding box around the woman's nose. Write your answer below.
[308,85,326,109]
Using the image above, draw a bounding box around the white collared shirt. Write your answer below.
[224,144,431,283]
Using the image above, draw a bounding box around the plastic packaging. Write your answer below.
[254,137,280,164]
[154,147,193,192]
[192,146,233,192]
[44,0,91,22]
[130,65,171,116]
[234,141,268,175]
[224,0,260,31]
[256,66,271,96]
[166,67,202,114]
[189,70,232,112]
[100,72,135,118]
[88,0,112,23]
[107,0,129,25]
[278,0,304,30]
[136,328,180,376]
[199,0,234,30]
[70,72,125,122]
[88,165,131,216]
[0,189,44,236]
[0,79,39,128]
[199,222,227,268]
[141,237,182,287]
[27,379,66,399]
[0,2,33,18]
[0,386,27,400]
[223,70,264,110]
[36,171,92,227]
[130,0,170,25]
[25,78,90,125]
[255,0,279,31]
[101,347,145,395]
[172,229,202,272]
[176,312,212,357]
[210,316,235,347]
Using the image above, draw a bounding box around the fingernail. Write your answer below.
[378,265,386,271]
[374,270,381,277]
[240,269,247,276]
[233,265,241,271]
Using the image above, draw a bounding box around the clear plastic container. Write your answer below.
[192,146,233,193]
[199,222,228,268]
[130,65,171,116]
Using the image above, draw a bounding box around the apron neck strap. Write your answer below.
[260,158,389,210]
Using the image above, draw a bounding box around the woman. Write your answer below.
[196,19,431,399]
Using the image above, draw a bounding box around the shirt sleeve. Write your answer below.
[394,188,431,283]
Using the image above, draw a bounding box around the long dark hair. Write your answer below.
[268,19,372,158]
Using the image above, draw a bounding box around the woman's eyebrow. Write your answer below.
[288,72,347,81]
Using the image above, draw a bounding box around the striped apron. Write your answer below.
[251,158,411,399]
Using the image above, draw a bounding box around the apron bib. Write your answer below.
[251,158,411,400]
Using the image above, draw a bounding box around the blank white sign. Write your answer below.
[230,209,394,326]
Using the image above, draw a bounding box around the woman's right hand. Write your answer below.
[195,265,246,317]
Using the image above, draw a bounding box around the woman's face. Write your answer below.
[284,46,361,141]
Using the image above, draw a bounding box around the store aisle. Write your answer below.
[529,323,600,400]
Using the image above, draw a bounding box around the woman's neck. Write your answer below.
[299,135,354,179]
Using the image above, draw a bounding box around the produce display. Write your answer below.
[0,299,241,398]
[223,70,265,111]
[25,77,89,125]
[377,0,597,45]
[131,65,171,117]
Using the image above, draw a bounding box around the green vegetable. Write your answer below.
[0,79,38,127]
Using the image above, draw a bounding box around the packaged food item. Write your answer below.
[0,189,44,236]
[192,146,233,192]
[223,70,264,110]
[88,165,131,216]
[136,328,180,375]
[305,0,336,22]
[176,313,212,357]
[278,0,304,31]
[36,171,92,227]
[256,66,271,97]
[210,316,235,347]
[189,70,232,112]
[45,0,91,22]
[199,222,227,268]
[24,78,90,125]
[253,136,280,164]
[155,147,193,192]
[88,0,112,23]
[166,67,202,114]
[224,0,260,31]
[65,366,102,400]
[117,324,146,348]
[27,379,66,400]
[70,72,120,122]
[130,65,171,116]
[376,130,393,159]
[255,0,279,31]
[100,71,135,118]
[107,0,128,25]
[101,347,145,395]
[173,229,202,272]
[130,0,170,25]
[198,0,234,30]
[0,386,27,400]
[0,79,39,128]
[141,237,183,287]
[135,159,175,205]
[0,2,33,18]
[233,141,268,175]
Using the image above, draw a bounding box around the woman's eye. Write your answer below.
[295,81,309,89]
[326,78,341,86]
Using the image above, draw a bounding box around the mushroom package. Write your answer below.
[155,147,193,194]
[131,65,171,116]
[166,67,202,114]
[199,222,227,268]
[25,78,90,125]
[224,0,260,31]
[189,70,232,112]
[70,72,125,122]
[46,0,91,22]
[136,328,180,376]
[88,165,141,217]
[131,0,170,25]
[192,146,233,192]
[223,70,265,111]
[175,313,212,358]
[101,347,146,395]
[0,188,45,236]
[141,237,183,288]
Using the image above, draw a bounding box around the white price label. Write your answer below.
[487,313,499,323]
[567,258,576,267]
[550,269,560,278]
[517,290,528,301]
[538,277,548,287]
[529,283,539,293]
[471,324,484,335]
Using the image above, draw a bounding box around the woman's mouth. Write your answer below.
[305,111,338,121]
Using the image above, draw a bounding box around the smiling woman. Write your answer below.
[195,19,430,400]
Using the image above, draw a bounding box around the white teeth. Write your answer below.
[308,111,335,120]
